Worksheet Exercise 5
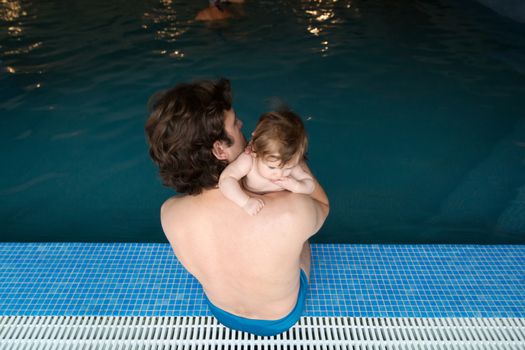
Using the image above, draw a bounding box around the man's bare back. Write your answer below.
[161,188,325,320]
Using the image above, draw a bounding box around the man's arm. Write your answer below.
[302,161,329,235]
[292,160,329,239]
[299,161,329,211]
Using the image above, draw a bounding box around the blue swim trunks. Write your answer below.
[204,270,308,337]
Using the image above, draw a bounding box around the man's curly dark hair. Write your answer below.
[145,78,234,195]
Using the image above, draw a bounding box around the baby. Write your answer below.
[219,110,315,215]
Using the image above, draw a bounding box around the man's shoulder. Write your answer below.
[267,191,314,207]
[160,194,193,224]
[265,192,327,239]
[161,191,221,222]
[161,194,184,212]
[263,192,316,219]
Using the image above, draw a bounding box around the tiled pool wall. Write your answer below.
[0,243,523,317]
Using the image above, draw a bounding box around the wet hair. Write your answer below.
[251,110,308,166]
[145,78,233,195]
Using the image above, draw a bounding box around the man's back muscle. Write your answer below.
[160,189,322,320]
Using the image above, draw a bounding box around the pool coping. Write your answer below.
[0,243,523,317]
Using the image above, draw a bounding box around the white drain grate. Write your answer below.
[0,316,524,349]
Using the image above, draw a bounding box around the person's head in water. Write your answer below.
[145,78,246,195]
[250,110,308,181]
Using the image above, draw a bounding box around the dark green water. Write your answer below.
[1,0,524,243]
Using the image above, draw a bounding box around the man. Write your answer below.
[195,0,245,21]
[145,78,329,336]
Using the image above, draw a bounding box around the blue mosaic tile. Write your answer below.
[0,243,523,317]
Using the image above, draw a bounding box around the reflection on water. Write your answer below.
[0,0,26,36]
[0,0,26,21]
[302,0,336,37]
[0,0,43,84]
[299,0,353,55]
[1,173,67,196]
[4,41,42,56]
[142,0,187,59]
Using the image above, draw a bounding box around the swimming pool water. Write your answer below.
[1,0,524,243]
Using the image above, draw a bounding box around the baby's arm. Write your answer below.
[219,153,264,215]
[273,164,315,194]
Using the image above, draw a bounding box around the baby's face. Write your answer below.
[255,156,298,181]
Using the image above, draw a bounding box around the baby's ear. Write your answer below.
[212,140,228,160]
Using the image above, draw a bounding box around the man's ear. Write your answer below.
[212,140,228,160]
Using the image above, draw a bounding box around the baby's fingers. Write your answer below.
[256,199,265,212]
[244,198,265,215]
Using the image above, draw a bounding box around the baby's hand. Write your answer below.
[243,197,265,215]
[272,176,300,192]
[244,140,253,155]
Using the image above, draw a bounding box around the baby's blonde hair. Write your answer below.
[251,110,308,166]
